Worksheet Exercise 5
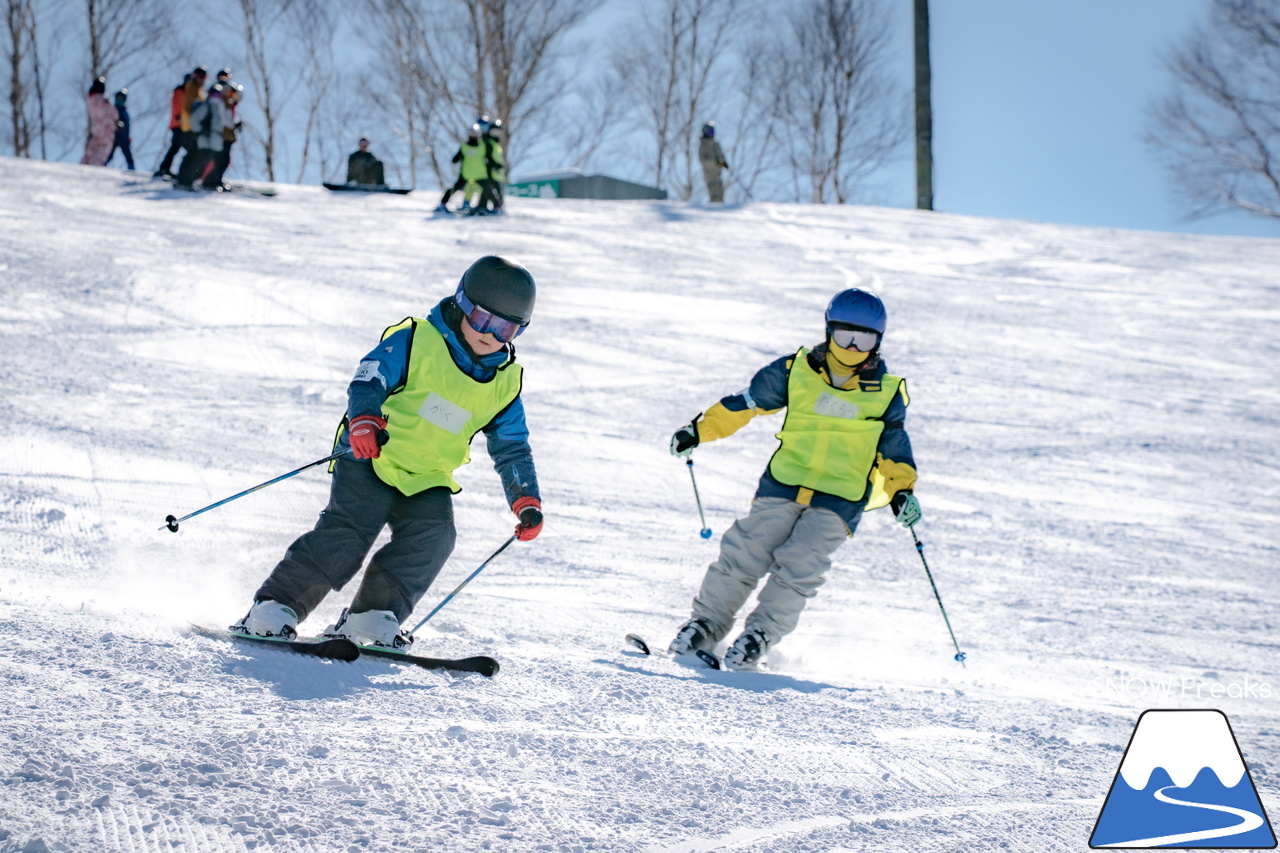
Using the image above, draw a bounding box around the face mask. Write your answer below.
[828,340,871,368]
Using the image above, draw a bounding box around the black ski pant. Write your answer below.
[205,140,233,189]
[255,456,457,625]
[440,175,468,206]
[107,135,134,170]
[477,178,503,211]
[158,129,191,174]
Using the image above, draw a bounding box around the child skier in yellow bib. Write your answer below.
[667,289,920,669]
[233,256,543,649]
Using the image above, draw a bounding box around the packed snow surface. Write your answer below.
[1,160,1278,852]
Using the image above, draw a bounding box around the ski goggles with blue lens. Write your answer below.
[829,326,880,352]
[456,289,527,343]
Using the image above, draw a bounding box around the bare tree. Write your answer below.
[291,0,339,183]
[774,0,907,204]
[609,0,737,199]
[361,0,448,189]
[237,0,305,182]
[1149,0,1280,219]
[4,0,34,156]
[360,0,596,185]
[84,0,172,80]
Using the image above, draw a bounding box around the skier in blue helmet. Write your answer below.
[665,287,920,669]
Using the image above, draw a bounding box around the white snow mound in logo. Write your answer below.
[1118,710,1246,790]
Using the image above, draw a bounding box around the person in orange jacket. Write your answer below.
[155,67,207,178]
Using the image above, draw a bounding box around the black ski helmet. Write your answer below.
[457,256,536,326]
[701,122,715,138]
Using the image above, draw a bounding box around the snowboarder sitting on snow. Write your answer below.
[233,256,544,649]
[666,288,920,669]
[436,124,487,213]
[346,136,386,186]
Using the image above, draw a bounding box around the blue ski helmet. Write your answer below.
[825,288,886,335]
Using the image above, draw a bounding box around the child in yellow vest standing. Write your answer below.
[667,289,921,669]
[233,256,543,649]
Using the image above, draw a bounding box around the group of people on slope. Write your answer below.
[230,255,922,672]
[437,117,506,216]
[155,66,244,191]
[80,79,135,170]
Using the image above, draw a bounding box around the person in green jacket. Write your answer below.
[436,125,488,213]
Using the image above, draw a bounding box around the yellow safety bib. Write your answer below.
[768,347,905,503]
[367,318,522,495]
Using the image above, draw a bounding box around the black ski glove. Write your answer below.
[670,424,699,458]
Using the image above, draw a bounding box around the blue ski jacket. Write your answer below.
[338,297,540,506]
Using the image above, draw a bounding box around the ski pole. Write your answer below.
[161,448,349,532]
[910,526,966,665]
[686,458,712,539]
[408,534,519,634]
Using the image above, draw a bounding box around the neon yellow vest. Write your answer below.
[767,347,906,504]
[459,142,488,182]
[369,318,522,495]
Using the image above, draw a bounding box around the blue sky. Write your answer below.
[902,0,1278,237]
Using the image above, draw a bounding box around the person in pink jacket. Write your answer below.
[79,78,119,167]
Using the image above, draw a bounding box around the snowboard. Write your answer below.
[323,183,412,195]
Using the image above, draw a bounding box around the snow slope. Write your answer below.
[1,159,1278,852]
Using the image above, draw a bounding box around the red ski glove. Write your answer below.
[348,414,387,459]
[512,496,543,541]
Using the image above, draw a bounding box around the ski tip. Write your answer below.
[624,634,652,655]
[463,656,500,677]
[695,649,721,670]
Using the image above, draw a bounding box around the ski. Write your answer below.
[353,643,500,677]
[624,633,721,670]
[190,623,360,661]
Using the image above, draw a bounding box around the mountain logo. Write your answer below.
[1090,709,1276,848]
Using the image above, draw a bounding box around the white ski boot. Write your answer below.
[325,608,414,650]
[724,625,769,670]
[231,600,298,640]
[668,618,713,656]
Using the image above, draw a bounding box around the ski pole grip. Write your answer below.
[519,506,543,528]
[377,429,390,446]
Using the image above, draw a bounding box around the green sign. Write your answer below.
[507,180,560,199]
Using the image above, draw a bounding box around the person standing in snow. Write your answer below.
[698,122,727,203]
[155,67,207,179]
[436,124,487,213]
[346,136,386,186]
[666,289,920,669]
[233,256,544,649]
[79,78,119,167]
[205,81,242,189]
[472,119,506,216]
[176,82,229,190]
[105,89,135,170]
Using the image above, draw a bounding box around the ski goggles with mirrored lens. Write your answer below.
[829,326,880,352]
[456,290,526,343]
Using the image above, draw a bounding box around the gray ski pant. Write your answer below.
[254,456,456,625]
[690,497,852,645]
